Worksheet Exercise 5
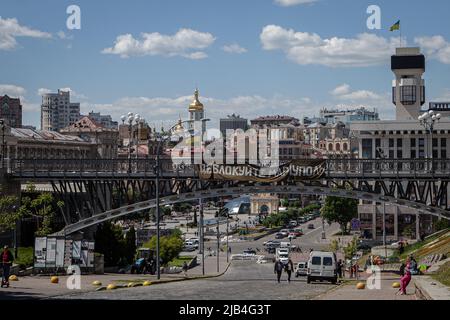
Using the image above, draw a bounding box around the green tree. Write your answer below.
[329,239,340,253]
[321,196,357,234]
[435,219,449,231]
[343,236,359,260]
[0,194,20,231]
[143,229,184,265]
[94,222,125,267]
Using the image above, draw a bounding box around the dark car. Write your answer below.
[307,224,315,230]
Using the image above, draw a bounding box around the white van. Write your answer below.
[307,251,337,284]
[276,248,289,264]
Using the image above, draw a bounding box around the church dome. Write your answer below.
[188,89,204,112]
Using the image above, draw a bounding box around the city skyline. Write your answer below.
[1,0,450,130]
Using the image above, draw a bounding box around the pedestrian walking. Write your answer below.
[1,245,14,288]
[182,261,189,278]
[336,259,343,279]
[397,257,412,295]
[274,259,284,283]
[285,258,294,283]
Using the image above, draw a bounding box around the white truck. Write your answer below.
[276,248,290,264]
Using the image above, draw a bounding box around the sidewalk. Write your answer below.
[315,272,416,300]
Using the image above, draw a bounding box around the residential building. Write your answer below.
[41,90,81,132]
[0,95,22,128]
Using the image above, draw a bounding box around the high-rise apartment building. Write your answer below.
[41,90,81,131]
[0,95,22,128]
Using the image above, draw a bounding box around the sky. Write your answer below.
[1,0,450,130]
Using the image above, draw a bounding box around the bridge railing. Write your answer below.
[7,158,450,178]
[326,159,450,176]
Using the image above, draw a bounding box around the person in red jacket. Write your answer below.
[1,245,14,288]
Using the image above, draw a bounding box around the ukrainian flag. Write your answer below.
[390,20,400,32]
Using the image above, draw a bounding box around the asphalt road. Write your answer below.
[56,261,336,300]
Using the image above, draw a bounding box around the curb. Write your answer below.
[414,280,432,300]
[95,262,232,292]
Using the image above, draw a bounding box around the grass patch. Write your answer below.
[431,261,450,287]
[15,247,34,269]
[168,256,194,267]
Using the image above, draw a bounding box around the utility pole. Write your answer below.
[226,214,230,263]
[199,198,205,276]
[216,217,220,273]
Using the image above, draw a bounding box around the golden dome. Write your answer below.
[189,88,204,111]
[173,117,184,133]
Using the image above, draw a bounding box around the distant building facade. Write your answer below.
[0,95,22,128]
[86,111,118,129]
[220,114,248,137]
[41,90,81,132]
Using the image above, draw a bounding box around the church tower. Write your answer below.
[391,47,426,120]
[188,88,206,136]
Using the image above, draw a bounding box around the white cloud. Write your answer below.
[222,43,248,54]
[274,0,318,6]
[37,88,51,96]
[260,25,401,67]
[415,35,450,64]
[0,16,52,50]
[37,87,88,100]
[331,84,350,96]
[0,84,26,97]
[102,28,216,59]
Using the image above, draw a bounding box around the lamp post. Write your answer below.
[226,213,230,263]
[120,113,142,173]
[376,147,388,258]
[418,110,441,164]
[0,119,6,169]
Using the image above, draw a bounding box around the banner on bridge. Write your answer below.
[198,159,326,182]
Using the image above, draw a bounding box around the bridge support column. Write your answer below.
[372,208,377,241]
[394,209,399,240]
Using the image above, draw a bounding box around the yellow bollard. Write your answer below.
[50,276,59,284]
[92,280,102,286]
[127,282,136,288]
[392,282,401,288]
[356,282,365,289]
[9,275,18,281]
[143,280,152,286]
[106,283,117,290]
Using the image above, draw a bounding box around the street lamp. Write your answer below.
[418,110,441,161]
[0,119,6,169]
[120,113,144,172]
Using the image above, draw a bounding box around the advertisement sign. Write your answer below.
[198,159,326,182]
[55,239,65,267]
[64,239,73,267]
[88,242,95,268]
[34,237,47,268]
[72,241,81,259]
[80,240,89,267]
[351,218,361,230]
[45,238,57,267]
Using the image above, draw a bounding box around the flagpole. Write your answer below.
[400,23,402,47]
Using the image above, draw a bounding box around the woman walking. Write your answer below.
[398,256,412,295]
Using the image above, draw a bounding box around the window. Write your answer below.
[400,85,417,105]
[323,257,333,266]
[433,138,438,148]
[441,150,447,159]
[397,139,403,148]
[389,150,394,159]
[410,138,416,148]
[375,139,381,148]
[419,138,425,148]
[397,150,403,159]
[433,150,438,159]
[441,138,447,148]
[389,139,394,148]
[311,257,321,265]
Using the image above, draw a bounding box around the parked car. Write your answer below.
[275,232,285,239]
[307,251,337,284]
[288,220,298,228]
[280,229,290,236]
[243,249,257,256]
[307,224,315,230]
[293,228,303,237]
[295,262,308,277]
[288,232,297,240]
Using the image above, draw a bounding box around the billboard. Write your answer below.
[34,237,47,268]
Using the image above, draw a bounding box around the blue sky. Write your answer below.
[1,0,450,129]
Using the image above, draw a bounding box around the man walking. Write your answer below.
[336,259,343,279]
[274,259,284,283]
[1,245,14,288]
[182,261,189,278]
[285,258,294,283]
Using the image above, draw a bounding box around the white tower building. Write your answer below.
[391,47,426,120]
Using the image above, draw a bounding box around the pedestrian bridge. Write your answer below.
[2,158,449,235]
